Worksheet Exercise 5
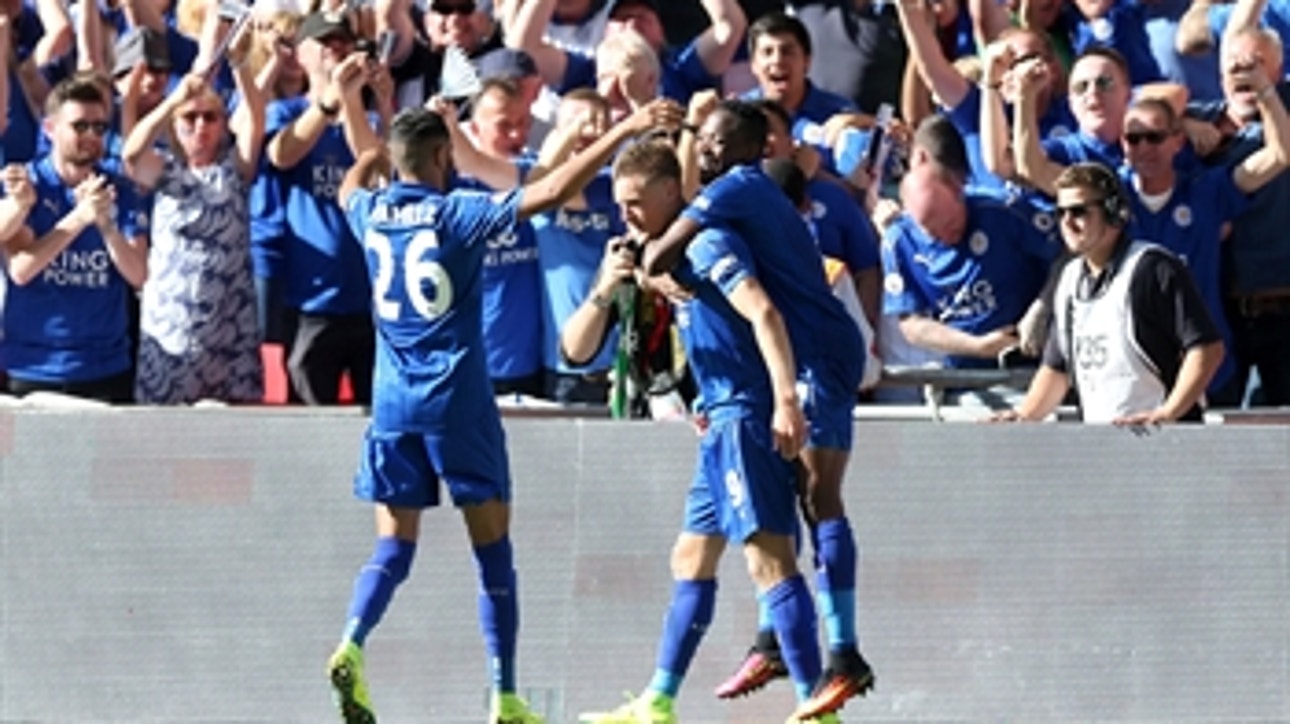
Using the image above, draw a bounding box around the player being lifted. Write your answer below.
[570,139,837,724]
[328,98,682,724]
[643,100,875,718]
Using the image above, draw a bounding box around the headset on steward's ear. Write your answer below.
[1079,161,1131,227]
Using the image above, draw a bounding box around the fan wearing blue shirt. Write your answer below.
[1184,27,1290,406]
[879,117,1060,371]
[264,12,386,405]
[506,0,745,109]
[643,100,874,719]
[1120,93,1288,402]
[1069,0,1166,86]
[895,0,1076,192]
[434,86,626,402]
[741,13,857,152]
[4,0,73,165]
[325,98,683,724]
[570,140,825,724]
[435,79,546,396]
[0,78,148,401]
[1007,47,1181,198]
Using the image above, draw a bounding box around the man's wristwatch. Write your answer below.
[317,99,341,117]
[589,290,614,310]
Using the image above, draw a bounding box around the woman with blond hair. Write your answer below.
[121,37,266,404]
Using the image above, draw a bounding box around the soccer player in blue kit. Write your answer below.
[642,100,873,719]
[571,140,831,724]
[329,99,683,724]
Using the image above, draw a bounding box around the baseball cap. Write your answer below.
[473,48,538,82]
[297,10,355,43]
[113,27,171,78]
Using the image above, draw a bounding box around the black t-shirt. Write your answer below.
[787,0,908,113]
[1044,240,1222,419]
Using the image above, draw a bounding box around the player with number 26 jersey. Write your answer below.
[344,183,521,434]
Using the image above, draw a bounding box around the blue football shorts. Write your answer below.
[353,417,511,508]
[799,353,861,452]
[683,412,798,542]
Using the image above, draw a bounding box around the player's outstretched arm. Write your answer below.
[725,275,807,459]
[338,147,392,211]
[516,98,683,220]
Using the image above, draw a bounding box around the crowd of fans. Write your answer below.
[1,0,1287,413]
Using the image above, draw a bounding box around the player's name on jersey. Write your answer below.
[368,199,442,230]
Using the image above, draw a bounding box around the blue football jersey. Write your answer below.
[3,158,145,381]
[266,96,373,315]
[529,168,624,373]
[454,175,543,381]
[881,192,1059,368]
[673,226,774,419]
[343,182,521,432]
[682,163,863,364]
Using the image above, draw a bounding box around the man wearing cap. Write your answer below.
[264,9,384,405]
[112,27,173,162]
[507,0,746,106]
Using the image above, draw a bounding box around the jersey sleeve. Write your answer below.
[688,227,756,298]
[444,187,521,247]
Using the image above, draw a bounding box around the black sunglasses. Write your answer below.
[1071,74,1115,96]
[430,1,475,14]
[70,120,110,136]
[1055,201,1104,220]
[1124,130,1170,146]
[180,110,221,124]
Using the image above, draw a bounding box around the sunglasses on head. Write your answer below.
[70,120,110,136]
[1071,74,1115,96]
[1124,129,1170,146]
[180,109,221,124]
[1055,201,1104,220]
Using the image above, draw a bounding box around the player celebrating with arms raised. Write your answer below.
[328,98,682,724]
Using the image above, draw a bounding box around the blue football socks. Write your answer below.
[814,517,859,652]
[342,536,417,647]
[762,574,821,701]
[648,579,717,698]
[473,535,519,693]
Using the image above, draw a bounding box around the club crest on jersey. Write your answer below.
[1032,211,1054,232]
[969,230,989,256]
[811,200,828,220]
[1172,204,1193,228]
[884,272,904,295]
